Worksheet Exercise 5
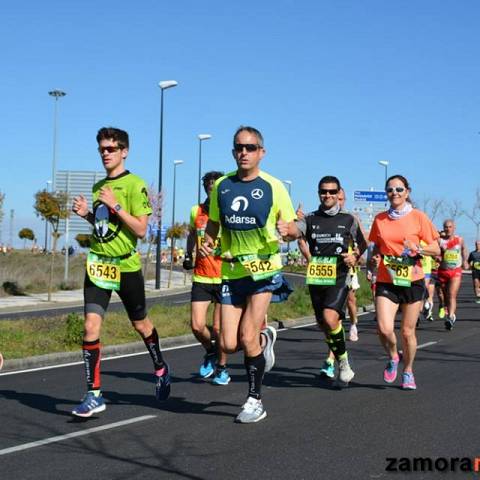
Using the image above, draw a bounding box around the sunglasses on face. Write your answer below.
[319,189,339,195]
[98,145,123,154]
[233,143,262,153]
[386,187,406,194]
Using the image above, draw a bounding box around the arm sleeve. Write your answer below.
[350,215,368,254]
[189,206,198,228]
[297,217,307,237]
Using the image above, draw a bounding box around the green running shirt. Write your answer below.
[209,170,296,279]
[89,171,152,272]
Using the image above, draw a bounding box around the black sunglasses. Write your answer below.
[319,188,339,195]
[98,145,123,154]
[233,143,262,153]
[386,187,405,194]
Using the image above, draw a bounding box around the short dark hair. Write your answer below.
[318,175,341,191]
[96,127,129,149]
[202,171,224,190]
[233,126,264,147]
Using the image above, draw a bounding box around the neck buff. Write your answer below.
[320,203,340,216]
[388,202,413,220]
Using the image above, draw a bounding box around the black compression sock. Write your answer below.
[245,353,266,400]
[143,328,165,371]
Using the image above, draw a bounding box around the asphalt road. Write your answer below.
[0,277,479,479]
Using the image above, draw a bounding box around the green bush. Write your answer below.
[2,281,25,296]
[59,280,80,291]
[64,312,84,346]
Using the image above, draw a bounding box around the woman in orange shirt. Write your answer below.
[369,175,440,390]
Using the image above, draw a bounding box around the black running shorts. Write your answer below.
[84,270,147,321]
[308,284,349,321]
[191,281,222,303]
[375,280,426,305]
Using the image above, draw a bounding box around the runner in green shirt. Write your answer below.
[71,127,170,417]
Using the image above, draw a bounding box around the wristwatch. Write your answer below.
[113,203,122,213]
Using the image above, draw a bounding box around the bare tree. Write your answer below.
[444,199,464,222]
[420,196,444,223]
[464,188,480,240]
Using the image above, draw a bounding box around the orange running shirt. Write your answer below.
[369,209,439,284]
[190,204,222,284]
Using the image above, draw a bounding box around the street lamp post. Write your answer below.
[48,90,66,192]
[283,180,292,252]
[378,160,389,186]
[168,160,183,288]
[155,80,178,290]
[197,134,212,204]
[44,180,52,252]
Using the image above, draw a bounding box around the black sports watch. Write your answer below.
[113,203,122,213]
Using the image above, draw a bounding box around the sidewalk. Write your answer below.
[0,270,192,313]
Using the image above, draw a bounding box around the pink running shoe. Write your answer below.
[401,372,417,390]
[383,355,401,383]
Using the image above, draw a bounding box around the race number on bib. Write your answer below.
[306,256,337,286]
[383,255,414,287]
[239,254,282,281]
[444,250,460,267]
[87,252,121,291]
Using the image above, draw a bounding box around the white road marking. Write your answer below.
[0,415,156,456]
[0,342,200,377]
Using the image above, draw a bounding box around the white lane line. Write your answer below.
[417,341,438,349]
[0,342,200,377]
[0,415,156,456]
[1,311,375,376]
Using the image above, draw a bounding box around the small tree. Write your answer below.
[18,227,35,249]
[166,222,188,288]
[143,185,163,279]
[75,233,91,249]
[0,191,5,243]
[34,189,69,301]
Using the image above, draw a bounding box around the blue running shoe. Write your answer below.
[199,353,216,378]
[212,369,231,386]
[155,363,171,401]
[72,391,106,418]
[319,360,335,379]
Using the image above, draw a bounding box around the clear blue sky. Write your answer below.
[1,0,479,247]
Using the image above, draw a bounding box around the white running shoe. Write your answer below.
[235,397,267,424]
[338,357,355,385]
[262,325,277,372]
[349,324,358,342]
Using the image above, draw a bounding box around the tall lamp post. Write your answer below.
[168,160,184,288]
[155,80,178,289]
[378,160,389,186]
[197,134,212,204]
[48,90,66,192]
[283,180,292,252]
[47,90,65,253]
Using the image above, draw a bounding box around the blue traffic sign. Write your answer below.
[354,190,387,202]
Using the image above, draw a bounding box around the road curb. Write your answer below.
[1,306,374,373]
